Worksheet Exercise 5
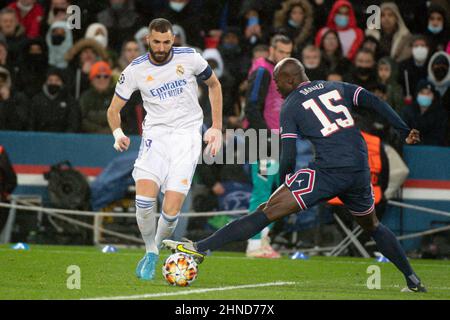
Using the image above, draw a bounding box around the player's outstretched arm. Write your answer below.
[355,87,410,139]
[107,94,130,152]
[203,72,223,156]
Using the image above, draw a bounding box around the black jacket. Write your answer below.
[30,87,81,133]
[0,91,30,131]
[402,98,448,146]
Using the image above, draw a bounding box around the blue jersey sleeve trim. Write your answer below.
[197,65,213,81]
[115,91,129,101]
[250,68,265,103]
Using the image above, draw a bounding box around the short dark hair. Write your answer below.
[356,48,375,60]
[270,34,292,47]
[148,18,173,34]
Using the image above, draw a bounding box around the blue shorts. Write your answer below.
[284,164,375,216]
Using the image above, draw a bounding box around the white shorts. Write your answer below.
[132,127,202,195]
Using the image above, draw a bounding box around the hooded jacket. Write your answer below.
[365,2,412,63]
[46,21,73,69]
[85,23,108,49]
[15,37,48,98]
[202,48,224,78]
[427,51,450,98]
[273,0,314,50]
[425,4,450,52]
[64,38,109,99]
[315,0,363,60]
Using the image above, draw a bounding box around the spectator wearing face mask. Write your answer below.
[160,0,204,49]
[344,48,378,90]
[7,0,44,39]
[46,20,73,69]
[43,0,71,36]
[365,2,412,63]
[217,27,248,88]
[80,61,114,134]
[301,44,327,81]
[84,23,108,49]
[0,66,30,131]
[428,51,450,107]
[402,80,448,146]
[15,37,48,98]
[314,0,363,61]
[30,68,80,133]
[97,0,141,53]
[425,4,449,53]
[273,0,314,56]
[377,57,404,114]
[0,7,27,64]
[398,35,431,101]
[427,51,450,144]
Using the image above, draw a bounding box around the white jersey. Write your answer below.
[115,46,210,132]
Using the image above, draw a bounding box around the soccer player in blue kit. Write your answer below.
[164,58,426,293]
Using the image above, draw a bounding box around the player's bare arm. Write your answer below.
[106,94,131,152]
[203,72,223,156]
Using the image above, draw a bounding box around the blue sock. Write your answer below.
[196,210,270,252]
[371,223,421,287]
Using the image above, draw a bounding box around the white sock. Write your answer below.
[135,195,158,254]
[246,239,262,252]
[155,210,179,248]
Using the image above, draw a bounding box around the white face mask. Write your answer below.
[169,1,187,12]
[94,34,107,48]
[412,46,428,62]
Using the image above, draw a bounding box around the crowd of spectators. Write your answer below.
[0,0,448,145]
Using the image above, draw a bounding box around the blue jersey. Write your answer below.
[279,81,410,179]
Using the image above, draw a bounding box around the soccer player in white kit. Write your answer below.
[107,18,223,280]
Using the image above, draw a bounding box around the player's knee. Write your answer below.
[357,215,379,233]
[162,203,181,216]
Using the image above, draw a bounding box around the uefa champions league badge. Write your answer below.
[101,245,118,253]
[11,242,30,250]
[291,251,309,260]
[374,252,389,263]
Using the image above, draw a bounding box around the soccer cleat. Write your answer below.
[135,252,158,280]
[401,283,428,293]
[162,239,205,264]
[246,244,281,259]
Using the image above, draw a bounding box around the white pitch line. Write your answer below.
[83,281,296,300]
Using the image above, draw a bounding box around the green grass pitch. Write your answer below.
[0,244,449,300]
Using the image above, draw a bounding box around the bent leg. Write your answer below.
[354,210,422,288]
[196,185,300,252]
